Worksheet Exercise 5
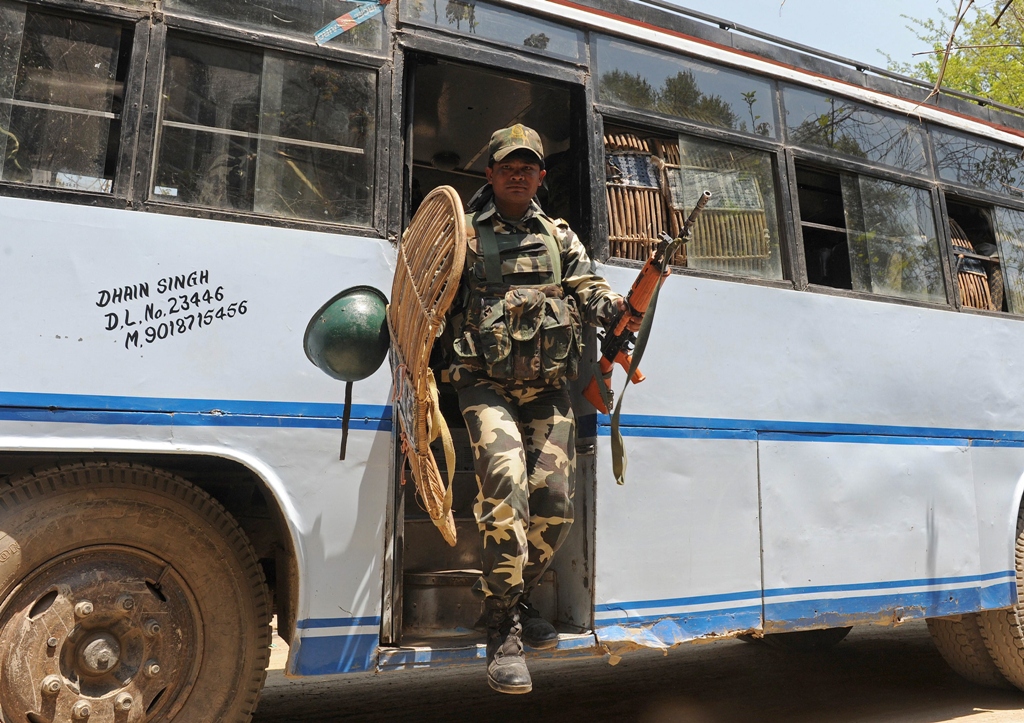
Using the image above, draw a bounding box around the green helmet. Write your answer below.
[303,285,389,382]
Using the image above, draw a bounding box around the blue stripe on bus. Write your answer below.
[0,390,391,418]
[295,616,381,629]
[597,413,1024,445]
[763,582,1017,630]
[596,572,1013,617]
[3,391,1024,446]
[595,588,761,614]
[290,633,379,676]
[0,391,392,430]
[761,570,1015,599]
[596,606,762,646]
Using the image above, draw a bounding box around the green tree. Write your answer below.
[891,1,1024,108]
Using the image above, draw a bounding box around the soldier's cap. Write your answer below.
[489,124,544,164]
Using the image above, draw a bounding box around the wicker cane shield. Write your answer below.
[388,186,466,547]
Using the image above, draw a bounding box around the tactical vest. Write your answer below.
[451,211,583,383]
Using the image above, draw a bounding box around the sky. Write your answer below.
[663,0,951,71]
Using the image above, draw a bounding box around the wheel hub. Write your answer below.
[78,632,121,675]
[0,547,202,722]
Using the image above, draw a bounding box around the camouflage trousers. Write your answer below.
[452,368,576,603]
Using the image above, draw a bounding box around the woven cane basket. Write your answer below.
[388,186,466,547]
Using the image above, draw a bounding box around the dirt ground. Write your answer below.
[253,621,1024,722]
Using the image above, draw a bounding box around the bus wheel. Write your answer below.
[978,504,1024,692]
[927,615,1008,687]
[0,461,271,722]
[762,627,852,652]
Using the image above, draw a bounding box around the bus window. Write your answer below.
[164,0,384,51]
[153,35,376,225]
[594,35,777,139]
[797,165,945,303]
[400,0,585,63]
[993,206,1024,314]
[604,125,783,280]
[783,84,929,175]
[945,199,1004,312]
[933,127,1024,201]
[0,2,132,193]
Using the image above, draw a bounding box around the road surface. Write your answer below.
[254,621,1024,722]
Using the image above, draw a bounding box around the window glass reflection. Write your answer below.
[164,0,383,51]
[784,85,928,173]
[993,207,1024,314]
[669,134,783,278]
[933,127,1024,200]
[0,2,130,193]
[401,0,582,61]
[595,35,776,138]
[603,128,783,281]
[154,35,376,225]
[843,176,945,303]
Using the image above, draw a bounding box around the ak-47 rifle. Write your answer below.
[584,190,712,415]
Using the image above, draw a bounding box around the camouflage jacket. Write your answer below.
[446,199,620,384]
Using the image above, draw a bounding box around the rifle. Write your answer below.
[584,190,712,415]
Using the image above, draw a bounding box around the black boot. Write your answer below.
[484,597,532,694]
[518,599,559,649]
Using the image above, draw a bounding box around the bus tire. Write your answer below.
[926,614,1008,688]
[762,626,852,652]
[978,502,1024,691]
[0,461,271,722]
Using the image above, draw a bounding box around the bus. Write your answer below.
[3,0,1024,718]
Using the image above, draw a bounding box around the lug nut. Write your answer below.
[144,661,160,677]
[115,692,133,710]
[74,601,94,617]
[72,700,91,719]
[46,637,58,648]
[41,675,62,695]
[144,619,161,636]
[117,595,135,611]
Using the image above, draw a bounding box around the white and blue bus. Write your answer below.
[3,0,1024,719]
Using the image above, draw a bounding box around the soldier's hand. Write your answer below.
[614,297,642,333]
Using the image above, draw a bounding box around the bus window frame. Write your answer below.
[134,14,395,239]
[390,29,592,244]
[594,101,798,292]
[787,151,957,311]
[397,0,588,68]
[0,0,149,208]
[935,185,1024,322]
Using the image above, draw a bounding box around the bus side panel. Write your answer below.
[970,446,1024,607]
[759,439,989,631]
[0,196,399,675]
[593,435,762,647]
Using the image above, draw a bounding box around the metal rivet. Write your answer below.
[115,692,133,711]
[47,637,58,648]
[41,675,62,695]
[144,661,160,677]
[74,601,94,617]
[144,619,161,637]
[72,700,91,719]
[117,595,135,611]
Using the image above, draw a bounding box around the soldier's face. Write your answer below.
[486,158,546,211]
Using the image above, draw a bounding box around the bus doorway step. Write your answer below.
[402,569,557,638]
[377,629,599,672]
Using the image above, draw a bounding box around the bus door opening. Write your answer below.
[390,54,593,648]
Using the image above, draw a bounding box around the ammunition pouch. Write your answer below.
[453,283,582,383]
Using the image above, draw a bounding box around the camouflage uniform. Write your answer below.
[449,198,620,603]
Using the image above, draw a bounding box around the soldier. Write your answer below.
[446,124,632,694]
